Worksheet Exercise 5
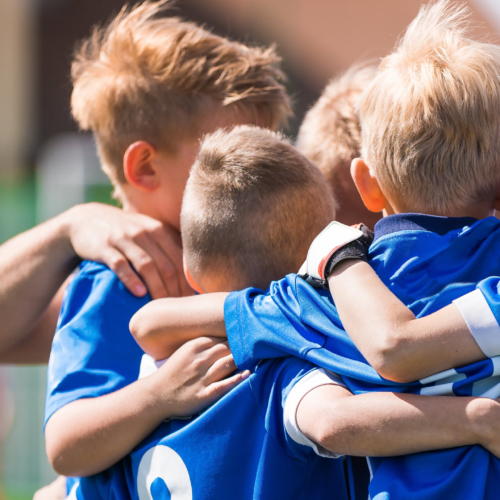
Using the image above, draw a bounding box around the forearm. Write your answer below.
[298,385,495,457]
[328,261,485,382]
[45,375,170,476]
[45,336,243,477]
[0,281,67,364]
[130,293,227,359]
[0,211,78,355]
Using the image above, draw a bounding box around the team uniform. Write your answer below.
[223,214,500,500]
[71,357,348,500]
[45,261,151,497]
[45,262,349,500]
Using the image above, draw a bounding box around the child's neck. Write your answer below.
[120,196,181,236]
[383,200,495,221]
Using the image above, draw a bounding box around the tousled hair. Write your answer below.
[297,65,377,190]
[359,0,500,214]
[181,125,336,290]
[71,0,292,186]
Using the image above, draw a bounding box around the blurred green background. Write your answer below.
[1,0,499,498]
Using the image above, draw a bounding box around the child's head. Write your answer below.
[71,0,291,229]
[297,65,380,227]
[181,125,336,293]
[355,0,500,219]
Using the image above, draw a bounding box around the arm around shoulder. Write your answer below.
[328,260,486,382]
[130,293,228,359]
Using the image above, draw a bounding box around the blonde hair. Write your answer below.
[181,125,335,290]
[297,65,377,189]
[71,0,292,186]
[359,0,500,214]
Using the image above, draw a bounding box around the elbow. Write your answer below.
[46,439,101,478]
[46,437,83,477]
[129,309,149,342]
[311,407,363,455]
[366,332,414,383]
[45,418,96,477]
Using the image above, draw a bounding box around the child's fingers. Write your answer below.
[133,235,182,299]
[101,247,147,297]
[205,370,251,401]
[205,354,237,383]
[113,239,169,299]
[149,224,193,297]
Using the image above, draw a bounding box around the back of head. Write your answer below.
[71,0,292,187]
[297,65,377,187]
[359,0,500,215]
[181,125,336,291]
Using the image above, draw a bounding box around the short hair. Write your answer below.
[358,0,500,215]
[181,125,336,290]
[296,65,377,189]
[71,0,292,187]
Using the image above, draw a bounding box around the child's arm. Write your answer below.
[45,337,247,477]
[295,381,500,458]
[328,260,487,382]
[130,293,228,359]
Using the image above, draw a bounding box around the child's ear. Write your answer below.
[351,158,387,213]
[183,256,204,294]
[123,141,160,192]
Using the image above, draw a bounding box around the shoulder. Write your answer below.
[69,260,129,294]
[60,261,150,325]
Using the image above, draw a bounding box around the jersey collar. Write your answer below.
[373,213,479,242]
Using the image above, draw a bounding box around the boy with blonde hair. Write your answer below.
[135,2,500,499]
[43,0,291,487]
[297,65,380,227]
[75,126,500,500]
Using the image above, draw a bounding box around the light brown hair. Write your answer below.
[359,0,500,214]
[71,0,292,186]
[297,65,377,190]
[181,125,335,290]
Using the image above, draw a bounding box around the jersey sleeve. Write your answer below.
[224,275,329,371]
[249,358,345,462]
[453,277,500,358]
[283,368,346,459]
[44,263,149,428]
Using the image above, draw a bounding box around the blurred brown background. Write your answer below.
[0,0,499,497]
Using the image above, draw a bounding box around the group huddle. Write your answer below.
[42,0,500,499]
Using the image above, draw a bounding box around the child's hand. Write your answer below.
[63,203,192,299]
[148,337,250,418]
[33,476,67,500]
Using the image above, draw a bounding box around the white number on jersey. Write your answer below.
[137,445,193,500]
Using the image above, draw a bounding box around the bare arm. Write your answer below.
[130,293,228,359]
[297,383,500,458]
[0,282,67,364]
[0,215,77,358]
[327,260,486,382]
[0,203,192,363]
[45,337,248,477]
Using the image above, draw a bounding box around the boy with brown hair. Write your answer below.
[297,65,380,227]
[73,124,349,499]
[130,1,500,499]
[43,0,291,483]
[76,125,497,500]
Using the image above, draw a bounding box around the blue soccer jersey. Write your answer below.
[72,357,348,500]
[45,261,150,427]
[224,214,500,500]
